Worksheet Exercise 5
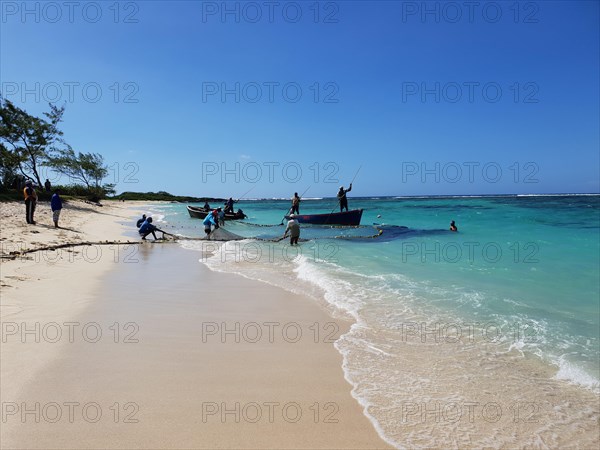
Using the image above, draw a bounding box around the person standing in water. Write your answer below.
[450,220,458,232]
[283,215,301,245]
[291,192,300,215]
[203,211,218,239]
[337,183,352,212]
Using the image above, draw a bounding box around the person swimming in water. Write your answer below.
[450,220,458,232]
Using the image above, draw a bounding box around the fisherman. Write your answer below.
[217,207,225,226]
[136,214,147,228]
[450,220,458,232]
[23,180,37,224]
[224,197,236,214]
[138,217,166,240]
[203,210,218,239]
[212,209,220,229]
[337,183,352,212]
[291,192,301,215]
[50,188,63,228]
[283,215,301,245]
[203,201,210,211]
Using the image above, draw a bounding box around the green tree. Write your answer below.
[48,146,108,189]
[0,98,65,187]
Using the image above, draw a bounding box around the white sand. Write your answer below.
[0,200,389,449]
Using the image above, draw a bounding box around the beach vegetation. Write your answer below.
[0,98,114,202]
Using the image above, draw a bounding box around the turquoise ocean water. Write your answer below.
[149,195,599,446]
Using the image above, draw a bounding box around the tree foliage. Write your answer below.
[0,98,65,187]
[0,98,112,199]
[48,146,108,189]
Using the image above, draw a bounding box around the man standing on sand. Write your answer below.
[283,215,300,245]
[23,180,37,224]
[50,189,63,228]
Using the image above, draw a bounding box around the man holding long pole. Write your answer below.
[337,183,352,212]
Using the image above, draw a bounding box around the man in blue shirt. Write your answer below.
[50,189,63,228]
[203,211,218,239]
[138,217,166,240]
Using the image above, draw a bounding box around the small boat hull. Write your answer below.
[187,206,246,221]
[285,209,363,226]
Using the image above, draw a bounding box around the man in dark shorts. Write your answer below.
[337,184,352,212]
[291,192,300,214]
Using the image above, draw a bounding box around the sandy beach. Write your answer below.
[0,200,389,449]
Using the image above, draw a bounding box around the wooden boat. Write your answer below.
[187,206,246,220]
[285,209,363,226]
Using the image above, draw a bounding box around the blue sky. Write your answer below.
[1,0,598,197]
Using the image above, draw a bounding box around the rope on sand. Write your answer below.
[1,240,148,260]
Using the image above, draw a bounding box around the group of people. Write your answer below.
[280,184,353,245]
[204,197,237,215]
[287,184,353,216]
[136,214,172,240]
[202,208,223,238]
[134,183,458,243]
[22,180,63,228]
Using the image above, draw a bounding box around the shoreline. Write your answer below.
[0,201,390,448]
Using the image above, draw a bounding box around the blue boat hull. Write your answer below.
[285,209,363,226]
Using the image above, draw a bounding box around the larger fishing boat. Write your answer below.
[285,209,363,226]
[187,206,246,220]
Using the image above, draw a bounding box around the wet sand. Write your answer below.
[0,215,390,449]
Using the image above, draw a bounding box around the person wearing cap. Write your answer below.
[283,215,300,245]
[23,180,37,224]
[203,211,217,239]
[337,183,352,212]
[291,192,300,215]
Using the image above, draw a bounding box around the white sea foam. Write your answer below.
[554,355,600,393]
